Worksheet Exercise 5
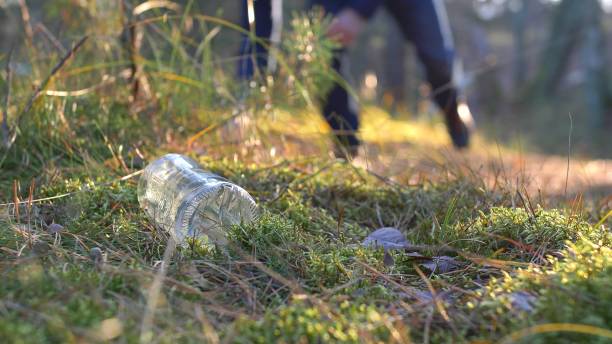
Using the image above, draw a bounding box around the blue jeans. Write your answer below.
[238,0,457,149]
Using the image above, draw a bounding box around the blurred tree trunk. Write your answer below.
[382,20,406,115]
[470,24,503,117]
[582,1,606,129]
[532,0,603,95]
[532,0,583,96]
[531,0,606,129]
[511,0,528,90]
[120,0,152,108]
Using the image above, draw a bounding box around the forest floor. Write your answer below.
[360,142,612,201]
[223,107,612,201]
[1,3,611,341]
[1,104,611,344]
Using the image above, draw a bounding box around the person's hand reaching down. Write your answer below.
[326,8,366,46]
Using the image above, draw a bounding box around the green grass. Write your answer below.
[1,5,611,344]
[1,157,610,343]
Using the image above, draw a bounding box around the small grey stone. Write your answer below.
[414,290,453,303]
[362,227,410,250]
[89,247,106,267]
[421,256,460,273]
[414,290,435,302]
[32,242,49,255]
[47,223,64,234]
[508,291,537,312]
[383,251,395,266]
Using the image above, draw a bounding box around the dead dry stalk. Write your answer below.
[35,23,67,55]
[121,0,153,107]
[17,0,34,45]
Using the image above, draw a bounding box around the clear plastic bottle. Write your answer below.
[137,154,257,245]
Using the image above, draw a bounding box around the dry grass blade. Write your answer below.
[498,323,612,344]
[194,305,220,344]
[12,180,19,222]
[459,253,531,269]
[139,237,176,343]
[414,265,451,323]
[595,209,612,228]
[1,48,12,147]
[187,111,243,150]
[133,0,181,16]
[44,75,118,97]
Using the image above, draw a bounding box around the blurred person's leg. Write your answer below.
[384,0,473,148]
[238,0,272,78]
[323,53,361,158]
[310,1,361,157]
[238,0,361,157]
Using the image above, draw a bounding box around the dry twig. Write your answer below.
[35,23,67,54]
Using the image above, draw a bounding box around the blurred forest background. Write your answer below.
[1,0,611,157]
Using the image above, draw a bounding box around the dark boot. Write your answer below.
[444,100,474,149]
[332,135,360,160]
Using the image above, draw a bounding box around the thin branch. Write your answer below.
[24,36,89,115]
[35,23,67,55]
[6,36,88,148]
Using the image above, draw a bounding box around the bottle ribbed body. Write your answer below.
[137,154,257,244]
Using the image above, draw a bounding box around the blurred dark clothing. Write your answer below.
[311,0,380,19]
[238,0,273,78]
[238,0,458,150]
[237,0,383,77]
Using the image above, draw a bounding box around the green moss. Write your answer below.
[445,207,602,259]
[2,156,610,343]
[228,300,405,343]
[473,236,612,343]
